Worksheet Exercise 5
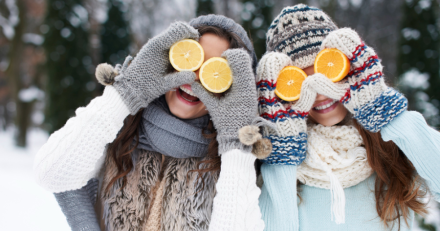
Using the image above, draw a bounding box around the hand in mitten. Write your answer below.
[315,28,408,132]
[257,51,320,231]
[112,22,199,114]
[257,52,318,165]
[191,49,258,155]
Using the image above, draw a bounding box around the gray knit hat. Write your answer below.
[189,14,258,73]
[266,4,338,69]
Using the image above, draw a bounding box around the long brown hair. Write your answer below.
[353,119,427,229]
[105,25,252,194]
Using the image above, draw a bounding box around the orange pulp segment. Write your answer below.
[275,66,307,101]
[199,57,232,93]
[169,39,204,71]
[314,48,350,82]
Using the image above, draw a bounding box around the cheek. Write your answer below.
[165,91,209,119]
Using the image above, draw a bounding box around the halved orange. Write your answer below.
[199,57,232,93]
[314,48,350,82]
[275,66,307,101]
[169,39,204,71]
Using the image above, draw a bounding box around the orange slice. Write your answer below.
[199,57,232,93]
[169,39,204,71]
[314,48,350,82]
[275,66,307,101]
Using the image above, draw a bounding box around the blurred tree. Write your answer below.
[43,0,93,133]
[100,0,131,67]
[197,0,215,16]
[240,0,273,59]
[5,0,33,147]
[397,0,440,127]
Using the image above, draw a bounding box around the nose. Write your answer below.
[195,69,200,81]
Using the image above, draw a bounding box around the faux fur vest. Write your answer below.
[100,148,219,231]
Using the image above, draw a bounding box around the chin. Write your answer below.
[309,102,348,126]
[165,90,209,120]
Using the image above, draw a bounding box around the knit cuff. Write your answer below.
[218,137,252,155]
[220,149,257,172]
[102,86,131,123]
[354,88,407,132]
[262,133,307,165]
[113,77,148,115]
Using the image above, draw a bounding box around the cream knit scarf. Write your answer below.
[297,124,373,224]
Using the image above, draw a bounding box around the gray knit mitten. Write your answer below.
[191,49,258,154]
[113,21,199,114]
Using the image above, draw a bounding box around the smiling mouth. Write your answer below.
[176,85,201,105]
[313,99,338,114]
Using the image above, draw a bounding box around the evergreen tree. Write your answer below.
[240,0,273,59]
[100,0,131,66]
[197,0,215,16]
[43,0,93,133]
[397,0,440,126]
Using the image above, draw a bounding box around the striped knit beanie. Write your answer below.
[266,4,338,69]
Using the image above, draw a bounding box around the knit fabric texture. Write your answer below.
[266,4,338,69]
[34,86,130,193]
[257,52,319,165]
[113,21,198,115]
[54,179,101,231]
[297,124,373,224]
[319,28,407,132]
[138,95,211,158]
[297,124,373,189]
[191,49,257,154]
[295,111,440,231]
[189,14,258,73]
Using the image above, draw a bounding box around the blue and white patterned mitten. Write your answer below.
[256,52,317,231]
[319,28,408,132]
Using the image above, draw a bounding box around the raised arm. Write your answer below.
[33,86,130,192]
[381,111,440,201]
[192,49,264,230]
[34,21,199,193]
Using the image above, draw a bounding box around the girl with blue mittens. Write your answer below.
[33,15,265,231]
[257,4,440,231]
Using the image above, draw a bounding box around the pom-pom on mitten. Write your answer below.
[113,21,199,115]
[95,63,118,86]
[192,49,258,154]
[238,125,262,146]
[317,28,408,132]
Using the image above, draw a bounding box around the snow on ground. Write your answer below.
[0,128,439,231]
[0,128,69,231]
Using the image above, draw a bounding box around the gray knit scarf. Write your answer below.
[137,96,211,158]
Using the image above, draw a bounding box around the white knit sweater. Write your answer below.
[33,86,264,231]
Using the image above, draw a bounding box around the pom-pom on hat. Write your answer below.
[266,4,338,69]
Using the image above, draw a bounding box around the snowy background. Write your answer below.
[1,0,440,230]
[0,129,70,231]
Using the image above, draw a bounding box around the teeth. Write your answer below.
[314,100,336,110]
[181,94,197,102]
[180,86,197,97]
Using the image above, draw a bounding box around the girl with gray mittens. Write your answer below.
[33,15,265,231]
